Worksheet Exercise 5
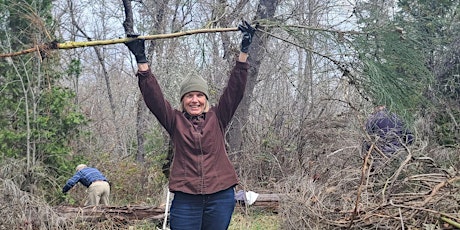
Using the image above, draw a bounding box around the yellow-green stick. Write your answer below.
[441,216,460,229]
[0,27,238,58]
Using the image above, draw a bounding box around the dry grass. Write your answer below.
[0,178,69,229]
[230,211,279,230]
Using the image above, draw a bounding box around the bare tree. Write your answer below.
[227,0,281,175]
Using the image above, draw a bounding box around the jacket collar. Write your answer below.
[183,112,206,120]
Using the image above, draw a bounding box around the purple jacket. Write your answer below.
[365,109,414,155]
[137,61,249,195]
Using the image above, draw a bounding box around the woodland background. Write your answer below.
[0,0,459,229]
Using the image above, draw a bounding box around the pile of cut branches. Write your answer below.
[278,146,460,229]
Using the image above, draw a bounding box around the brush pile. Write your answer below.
[277,146,460,229]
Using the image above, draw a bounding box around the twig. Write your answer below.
[406,173,447,183]
[258,27,340,66]
[389,199,460,220]
[389,199,460,229]
[398,207,404,229]
[441,216,460,229]
[382,150,412,201]
[348,144,373,229]
[419,176,460,206]
[326,146,357,158]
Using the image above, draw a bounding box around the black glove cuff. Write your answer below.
[135,55,148,64]
[241,46,249,53]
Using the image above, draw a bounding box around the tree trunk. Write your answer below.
[68,1,126,156]
[227,0,280,172]
[136,97,147,162]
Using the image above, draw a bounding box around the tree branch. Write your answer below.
[0,27,239,58]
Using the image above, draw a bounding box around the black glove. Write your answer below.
[125,34,148,63]
[62,184,71,194]
[238,20,256,53]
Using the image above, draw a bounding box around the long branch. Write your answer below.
[0,24,365,58]
[0,27,238,58]
[348,144,373,229]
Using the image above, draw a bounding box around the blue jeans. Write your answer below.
[169,187,236,230]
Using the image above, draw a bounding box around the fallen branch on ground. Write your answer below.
[54,205,166,222]
[55,193,280,222]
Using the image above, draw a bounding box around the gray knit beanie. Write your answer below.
[179,75,209,100]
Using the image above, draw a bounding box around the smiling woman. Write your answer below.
[179,76,210,116]
[124,20,255,230]
[181,91,209,116]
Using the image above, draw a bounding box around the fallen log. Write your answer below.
[54,205,166,222]
[54,193,281,222]
[242,193,281,212]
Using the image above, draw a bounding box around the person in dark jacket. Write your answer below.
[124,21,255,230]
[364,105,414,157]
[62,164,110,206]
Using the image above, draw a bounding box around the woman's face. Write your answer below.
[182,91,207,116]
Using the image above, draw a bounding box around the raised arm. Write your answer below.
[238,20,256,62]
[124,35,176,133]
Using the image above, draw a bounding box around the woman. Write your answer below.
[125,21,255,230]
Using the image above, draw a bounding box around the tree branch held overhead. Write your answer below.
[0,23,364,58]
[0,28,239,58]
